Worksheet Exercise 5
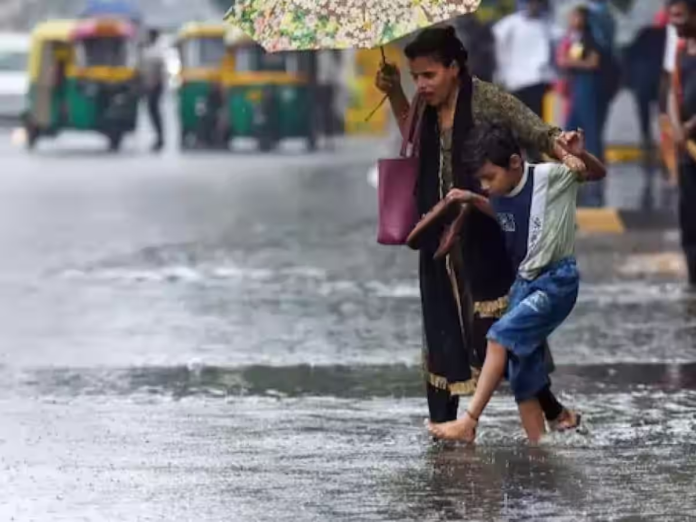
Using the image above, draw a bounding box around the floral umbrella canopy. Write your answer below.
[224,0,481,52]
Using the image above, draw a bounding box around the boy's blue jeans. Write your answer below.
[487,258,579,403]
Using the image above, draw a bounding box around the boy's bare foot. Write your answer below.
[427,413,477,442]
[549,409,582,432]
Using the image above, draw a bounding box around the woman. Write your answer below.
[558,5,604,206]
[375,27,581,430]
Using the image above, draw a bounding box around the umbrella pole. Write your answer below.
[366,47,388,123]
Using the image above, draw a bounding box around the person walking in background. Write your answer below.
[455,14,496,83]
[622,18,668,206]
[587,0,619,145]
[141,28,165,152]
[667,0,696,287]
[317,50,342,150]
[660,6,680,185]
[587,0,616,51]
[559,5,605,207]
[663,15,679,98]
[492,0,559,119]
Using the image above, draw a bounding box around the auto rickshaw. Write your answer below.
[175,22,228,150]
[222,29,316,152]
[23,19,140,151]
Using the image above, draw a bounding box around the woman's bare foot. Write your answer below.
[549,409,582,432]
[427,415,477,442]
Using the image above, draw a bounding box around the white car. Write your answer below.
[0,33,30,121]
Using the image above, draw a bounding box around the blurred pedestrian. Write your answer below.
[141,28,165,152]
[659,10,679,184]
[667,0,696,287]
[587,0,620,147]
[559,5,605,207]
[317,50,342,149]
[587,0,616,51]
[492,0,559,119]
[374,26,582,434]
[455,14,496,83]
[622,22,667,199]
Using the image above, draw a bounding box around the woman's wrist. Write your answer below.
[387,84,405,99]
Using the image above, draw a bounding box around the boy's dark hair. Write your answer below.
[475,125,522,169]
[404,26,468,77]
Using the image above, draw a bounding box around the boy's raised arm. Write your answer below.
[446,189,496,220]
[575,150,607,182]
[557,130,607,182]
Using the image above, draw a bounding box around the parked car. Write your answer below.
[0,33,30,121]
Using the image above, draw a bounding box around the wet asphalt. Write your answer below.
[0,122,694,521]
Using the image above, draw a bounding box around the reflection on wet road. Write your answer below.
[0,135,695,520]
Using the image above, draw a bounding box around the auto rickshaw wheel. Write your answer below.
[180,131,191,151]
[107,133,123,152]
[258,136,277,153]
[25,128,39,151]
[306,132,317,153]
[23,119,39,151]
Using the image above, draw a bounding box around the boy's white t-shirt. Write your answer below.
[491,163,580,280]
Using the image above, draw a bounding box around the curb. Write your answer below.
[577,208,677,234]
[604,145,647,165]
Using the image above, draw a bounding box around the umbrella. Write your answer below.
[223,0,481,52]
[80,0,142,22]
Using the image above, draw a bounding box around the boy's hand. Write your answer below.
[556,130,587,172]
[445,188,474,204]
[558,129,586,157]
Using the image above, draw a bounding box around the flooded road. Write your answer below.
[0,131,694,521]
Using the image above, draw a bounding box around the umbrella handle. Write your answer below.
[365,47,389,122]
[365,95,388,122]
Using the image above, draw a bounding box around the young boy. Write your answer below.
[428,125,606,443]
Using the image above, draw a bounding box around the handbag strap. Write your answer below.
[399,94,424,158]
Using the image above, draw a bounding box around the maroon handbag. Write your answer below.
[376,97,423,245]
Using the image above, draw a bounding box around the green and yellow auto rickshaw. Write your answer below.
[222,29,316,152]
[175,22,228,149]
[23,18,140,151]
